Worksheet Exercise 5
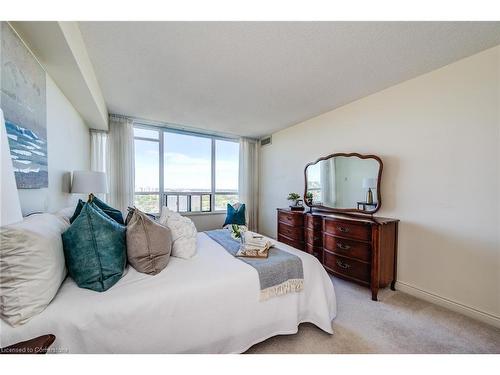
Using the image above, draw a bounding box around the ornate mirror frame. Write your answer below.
[304,152,383,215]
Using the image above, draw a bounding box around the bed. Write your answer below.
[0,232,336,353]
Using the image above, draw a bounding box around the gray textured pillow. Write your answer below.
[126,208,172,275]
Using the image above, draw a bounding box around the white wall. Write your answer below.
[188,213,226,232]
[259,46,500,325]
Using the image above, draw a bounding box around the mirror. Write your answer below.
[304,153,382,214]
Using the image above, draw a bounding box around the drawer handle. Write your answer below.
[336,242,351,250]
[287,216,292,220]
[336,260,351,269]
[337,226,350,233]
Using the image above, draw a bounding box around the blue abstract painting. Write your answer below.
[1,22,47,188]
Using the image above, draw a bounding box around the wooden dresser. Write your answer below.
[277,208,399,301]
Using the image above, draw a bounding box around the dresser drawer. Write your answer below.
[323,218,371,241]
[305,243,323,261]
[305,214,322,230]
[278,210,304,227]
[278,234,304,250]
[278,222,304,241]
[305,227,323,247]
[323,233,371,262]
[324,252,371,284]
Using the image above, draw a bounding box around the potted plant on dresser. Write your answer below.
[287,192,304,211]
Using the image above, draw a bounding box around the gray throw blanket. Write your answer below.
[205,229,304,300]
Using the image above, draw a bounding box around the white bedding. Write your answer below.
[0,233,336,353]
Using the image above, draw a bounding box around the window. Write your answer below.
[164,132,211,192]
[134,128,160,213]
[215,139,239,210]
[133,125,239,214]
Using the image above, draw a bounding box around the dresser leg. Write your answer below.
[371,288,378,301]
[390,280,396,291]
[391,222,399,292]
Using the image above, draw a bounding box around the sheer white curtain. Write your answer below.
[90,130,108,201]
[238,138,259,231]
[90,130,107,173]
[106,116,135,215]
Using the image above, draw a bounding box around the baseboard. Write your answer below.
[395,281,500,328]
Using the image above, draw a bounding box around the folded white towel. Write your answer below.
[243,231,273,251]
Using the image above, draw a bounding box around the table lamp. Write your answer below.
[71,171,108,201]
[362,178,377,204]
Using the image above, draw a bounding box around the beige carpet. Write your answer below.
[246,276,500,354]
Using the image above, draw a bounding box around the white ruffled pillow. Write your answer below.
[158,207,197,259]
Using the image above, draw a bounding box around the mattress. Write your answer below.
[0,232,337,353]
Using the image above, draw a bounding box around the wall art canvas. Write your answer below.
[0,22,47,189]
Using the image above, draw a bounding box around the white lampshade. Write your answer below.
[71,171,108,194]
[362,177,377,189]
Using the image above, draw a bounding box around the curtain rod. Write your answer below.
[89,129,108,134]
[109,113,259,141]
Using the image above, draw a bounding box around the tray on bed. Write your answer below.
[235,246,269,259]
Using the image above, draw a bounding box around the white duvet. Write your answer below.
[0,233,336,353]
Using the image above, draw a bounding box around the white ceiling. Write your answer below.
[79,22,500,138]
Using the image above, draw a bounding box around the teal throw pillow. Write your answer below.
[69,196,124,225]
[223,203,246,227]
[90,195,124,225]
[69,199,85,223]
[62,202,126,292]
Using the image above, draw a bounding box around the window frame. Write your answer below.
[133,123,239,215]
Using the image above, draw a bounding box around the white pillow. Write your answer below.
[158,207,197,259]
[0,213,69,326]
[54,206,76,224]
